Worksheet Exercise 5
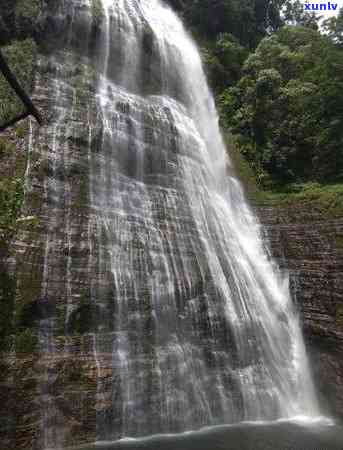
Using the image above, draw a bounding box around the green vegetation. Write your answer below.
[170,0,343,209]
[0,0,41,42]
[0,165,26,249]
[14,123,27,139]
[170,0,283,49]
[0,177,24,234]
[0,38,37,123]
[0,135,15,158]
[0,3,37,354]
[227,133,343,218]
[323,7,343,46]
[91,0,104,27]
[335,236,343,249]
[221,26,343,186]
[224,132,260,199]
[254,182,343,217]
[15,328,38,353]
[0,0,41,124]
[15,0,40,31]
[0,3,38,247]
[0,133,27,246]
[0,270,15,352]
[200,33,248,94]
[13,251,43,354]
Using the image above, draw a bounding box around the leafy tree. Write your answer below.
[220,26,343,185]
[168,0,285,49]
[283,0,320,30]
[201,33,248,92]
[323,7,343,46]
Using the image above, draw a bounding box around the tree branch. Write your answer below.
[0,48,42,130]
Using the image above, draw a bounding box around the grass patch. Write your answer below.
[253,182,343,217]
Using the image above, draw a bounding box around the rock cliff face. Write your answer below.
[0,1,342,450]
[258,206,343,419]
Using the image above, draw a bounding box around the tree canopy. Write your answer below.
[219,25,343,185]
[169,0,285,48]
[167,0,343,188]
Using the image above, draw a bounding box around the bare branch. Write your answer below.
[0,48,42,130]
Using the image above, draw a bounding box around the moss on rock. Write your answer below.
[0,269,15,352]
[0,177,25,242]
[0,132,27,246]
[0,38,37,124]
[15,0,41,33]
[15,328,38,354]
[335,236,343,250]
[91,0,104,28]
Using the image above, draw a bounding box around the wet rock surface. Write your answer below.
[258,206,343,420]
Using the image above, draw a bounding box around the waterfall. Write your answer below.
[28,0,321,447]
[93,0,319,434]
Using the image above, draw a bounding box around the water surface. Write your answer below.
[72,420,343,450]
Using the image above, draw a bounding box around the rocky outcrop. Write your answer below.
[258,205,343,420]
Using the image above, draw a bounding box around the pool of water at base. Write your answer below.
[66,419,343,450]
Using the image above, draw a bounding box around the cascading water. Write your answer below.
[26,0,322,448]
[93,0,320,425]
